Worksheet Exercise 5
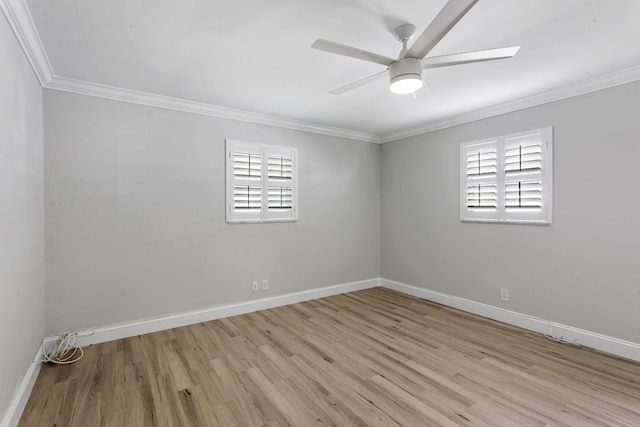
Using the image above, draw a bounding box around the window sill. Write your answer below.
[461,218,551,226]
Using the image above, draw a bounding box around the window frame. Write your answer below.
[226,139,298,224]
[460,127,553,225]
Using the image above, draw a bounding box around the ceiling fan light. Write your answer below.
[388,58,424,94]
[389,74,423,94]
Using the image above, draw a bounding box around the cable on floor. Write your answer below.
[41,330,93,365]
[544,321,581,347]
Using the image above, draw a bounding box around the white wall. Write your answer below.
[43,90,381,334]
[381,80,640,343]
[0,14,44,420]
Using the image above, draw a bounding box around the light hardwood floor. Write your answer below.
[19,287,640,426]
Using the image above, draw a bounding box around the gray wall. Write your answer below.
[44,90,381,334]
[381,80,640,343]
[0,15,44,420]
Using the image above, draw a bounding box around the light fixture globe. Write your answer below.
[389,74,423,94]
[389,58,423,94]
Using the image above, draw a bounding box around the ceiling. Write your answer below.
[10,0,640,141]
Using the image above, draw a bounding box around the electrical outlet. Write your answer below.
[501,288,510,301]
[262,279,269,291]
[252,281,259,291]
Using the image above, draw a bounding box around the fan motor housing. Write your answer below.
[389,58,423,93]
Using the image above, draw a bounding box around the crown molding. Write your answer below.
[4,0,640,145]
[45,64,640,145]
[380,64,640,143]
[1,0,380,143]
[45,76,382,143]
[0,0,53,85]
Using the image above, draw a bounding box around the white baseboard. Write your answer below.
[8,277,638,427]
[4,278,380,426]
[44,278,381,348]
[380,278,640,362]
[42,276,640,363]
[0,346,43,427]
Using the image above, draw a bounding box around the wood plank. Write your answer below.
[18,287,640,426]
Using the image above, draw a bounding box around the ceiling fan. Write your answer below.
[311,0,520,95]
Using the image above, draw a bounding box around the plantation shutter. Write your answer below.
[227,142,263,222]
[460,140,499,221]
[502,130,550,222]
[265,147,296,221]
[226,139,298,223]
[460,127,552,224]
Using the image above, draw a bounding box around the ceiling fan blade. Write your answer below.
[405,0,479,60]
[410,81,430,98]
[312,39,395,66]
[422,46,520,69]
[329,71,388,95]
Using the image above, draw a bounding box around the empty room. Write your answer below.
[2,0,639,425]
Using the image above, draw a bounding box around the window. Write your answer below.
[460,127,553,224]
[226,139,298,223]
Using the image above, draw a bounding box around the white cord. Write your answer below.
[544,321,581,347]
[243,288,257,302]
[41,331,89,365]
